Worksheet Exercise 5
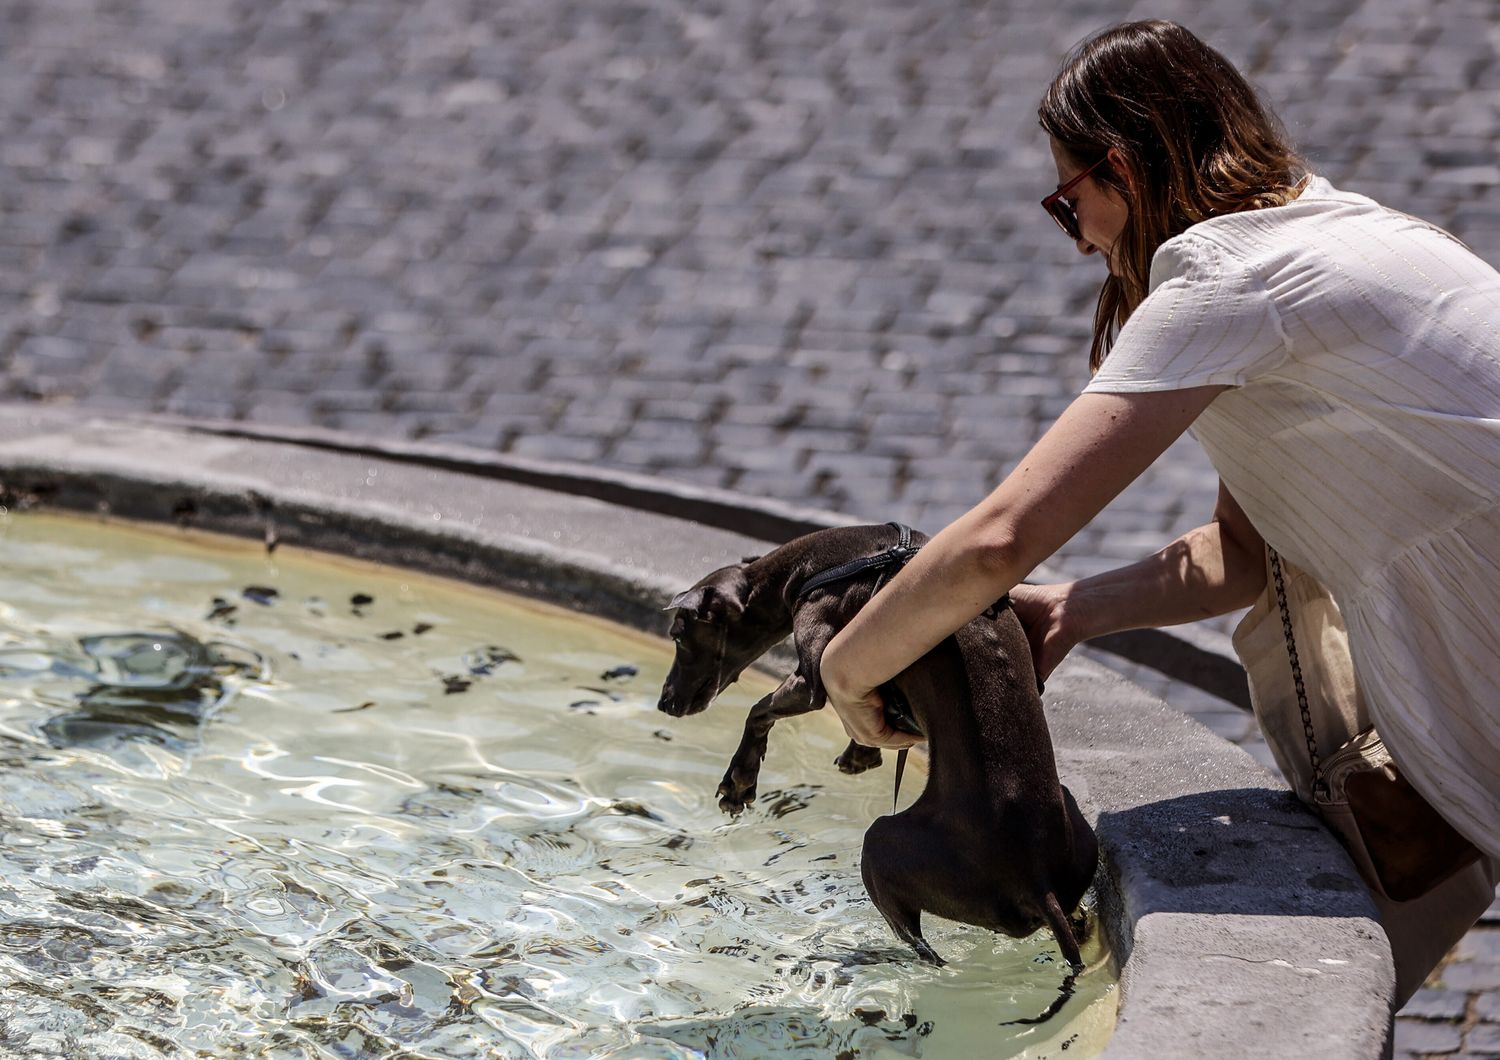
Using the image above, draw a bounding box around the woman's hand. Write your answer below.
[1009,582,1082,684]
[819,656,923,750]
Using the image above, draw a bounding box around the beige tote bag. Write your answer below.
[1232,548,1498,1006]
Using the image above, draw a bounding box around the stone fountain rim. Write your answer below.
[0,406,1395,1058]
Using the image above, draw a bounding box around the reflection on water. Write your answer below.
[0,513,1115,1057]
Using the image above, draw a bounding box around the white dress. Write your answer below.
[1084,176,1500,860]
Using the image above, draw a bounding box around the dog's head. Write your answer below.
[657,561,759,717]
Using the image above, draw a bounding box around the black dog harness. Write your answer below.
[795,522,925,810]
[794,521,922,605]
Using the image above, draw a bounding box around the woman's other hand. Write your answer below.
[1009,582,1081,684]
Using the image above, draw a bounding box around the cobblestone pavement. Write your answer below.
[3,0,1499,1049]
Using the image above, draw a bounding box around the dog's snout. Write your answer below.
[657,690,688,717]
[657,672,713,717]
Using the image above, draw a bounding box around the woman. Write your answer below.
[819,19,1500,1002]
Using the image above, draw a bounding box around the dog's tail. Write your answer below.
[1042,890,1083,971]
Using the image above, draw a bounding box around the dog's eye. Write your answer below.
[668,616,686,640]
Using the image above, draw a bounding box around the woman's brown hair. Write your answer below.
[1039,20,1306,371]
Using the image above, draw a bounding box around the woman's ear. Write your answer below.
[1105,146,1136,195]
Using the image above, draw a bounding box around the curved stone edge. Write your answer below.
[1047,666,1394,1058]
[144,412,1257,710]
[0,408,1394,1058]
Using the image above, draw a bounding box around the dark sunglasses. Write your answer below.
[1041,156,1110,241]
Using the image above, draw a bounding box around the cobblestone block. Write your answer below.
[12,334,98,377]
[637,398,720,424]
[609,438,711,469]
[1475,989,1500,1023]
[96,349,181,399]
[162,395,242,421]
[718,402,796,429]
[1466,1023,1500,1055]
[1401,988,1469,1022]
[714,444,799,474]
[809,474,897,510]
[542,412,624,440]
[386,391,468,416]
[1437,960,1500,992]
[724,467,816,499]
[508,434,610,463]
[311,391,387,415]
[804,450,902,480]
[242,399,322,427]
[706,424,783,452]
[863,433,951,461]
[318,411,421,438]
[1454,928,1500,965]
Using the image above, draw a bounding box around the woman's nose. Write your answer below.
[1075,237,1097,257]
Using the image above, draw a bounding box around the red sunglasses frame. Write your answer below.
[1041,156,1110,241]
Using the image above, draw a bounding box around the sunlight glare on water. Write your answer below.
[0,512,1115,1058]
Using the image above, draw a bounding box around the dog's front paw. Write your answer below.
[835,740,883,774]
[717,740,767,815]
[716,774,758,815]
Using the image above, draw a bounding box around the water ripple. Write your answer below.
[0,515,1117,1058]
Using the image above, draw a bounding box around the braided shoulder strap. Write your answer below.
[1267,546,1328,798]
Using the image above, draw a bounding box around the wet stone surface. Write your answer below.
[2,0,1499,1046]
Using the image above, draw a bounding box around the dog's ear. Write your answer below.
[740,554,762,565]
[713,567,750,619]
[664,566,751,620]
[665,587,708,613]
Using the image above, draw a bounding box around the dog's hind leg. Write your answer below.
[992,895,1086,1028]
[1042,891,1083,971]
[833,740,882,774]
[862,851,944,966]
[717,673,814,814]
[873,895,944,966]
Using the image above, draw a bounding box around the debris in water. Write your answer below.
[609,801,662,821]
[465,646,520,675]
[242,586,279,606]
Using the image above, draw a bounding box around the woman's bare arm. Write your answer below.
[818,386,1228,748]
[1012,479,1266,681]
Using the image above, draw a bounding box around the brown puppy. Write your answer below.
[656,523,1097,970]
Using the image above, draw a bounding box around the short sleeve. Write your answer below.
[1084,233,1289,394]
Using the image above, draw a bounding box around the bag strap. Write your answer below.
[1268,546,1328,798]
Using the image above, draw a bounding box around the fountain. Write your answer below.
[0,406,1396,1057]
